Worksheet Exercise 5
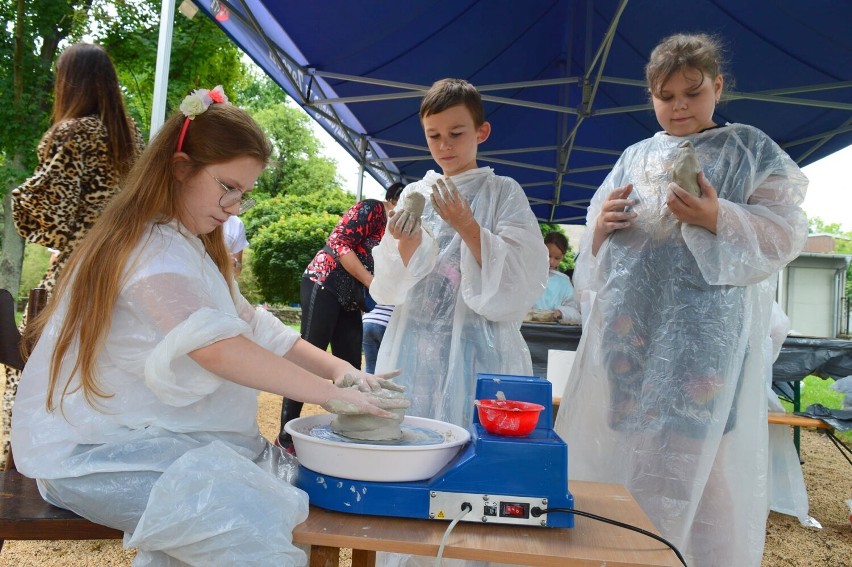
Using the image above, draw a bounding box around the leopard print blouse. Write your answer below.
[2,116,144,467]
[11,115,145,292]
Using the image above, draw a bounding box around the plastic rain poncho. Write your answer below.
[12,221,309,567]
[766,304,820,528]
[554,124,808,567]
[371,167,548,428]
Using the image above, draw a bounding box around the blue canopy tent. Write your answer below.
[188,0,852,223]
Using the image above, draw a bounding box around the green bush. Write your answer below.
[242,192,354,241]
[251,212,339,304]
[18,244,52,299]
[235,248,263,305]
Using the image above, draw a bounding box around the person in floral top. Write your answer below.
[276,182,405,449]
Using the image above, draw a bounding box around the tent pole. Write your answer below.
[150,0,176,138]
[356,137,367,202]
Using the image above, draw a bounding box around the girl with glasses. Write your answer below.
[11,90,407,566]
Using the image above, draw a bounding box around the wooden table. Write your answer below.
[292,480,680,567]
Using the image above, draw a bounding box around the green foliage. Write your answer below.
[780,375,852,442]
[0,1,358,309]
[0,0,80,196]
[98,0,249,137]
[236,73,289,111]
[251,213,339,304]
[235,248,263,304]
[18,244,51,299]
[241,192,355,241]
[249,103,343,198]
[537,223,575,271]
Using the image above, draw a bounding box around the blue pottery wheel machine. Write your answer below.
[294,374,574,528]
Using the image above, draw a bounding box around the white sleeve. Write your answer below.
[145,307,251,406]
[234,293,300,356]
[458,177,549,321]
[370,225,439,305]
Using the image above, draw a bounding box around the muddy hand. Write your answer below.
[372,369,406,392]
[430,177,474,231]
[322,387,411,417]
[389,192,425,237]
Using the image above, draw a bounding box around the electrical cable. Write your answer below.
[532,506,688,566]
[434,503,473,567]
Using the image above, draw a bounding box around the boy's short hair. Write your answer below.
[419,78,485,126]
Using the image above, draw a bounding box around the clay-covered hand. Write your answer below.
[430,177,475,232]
[333,368,406,393]
[671,140,702,197]
[595,183,637,235]
[322,387,411,418]
[388,192,426,237]
[666,171,719,234]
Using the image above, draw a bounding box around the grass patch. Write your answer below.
[781,375,852,442]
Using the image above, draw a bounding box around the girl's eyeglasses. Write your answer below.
[205,170,257,214]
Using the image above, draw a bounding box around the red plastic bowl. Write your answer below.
[476,399,545,436]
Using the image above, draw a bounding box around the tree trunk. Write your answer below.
[0,186,24,296]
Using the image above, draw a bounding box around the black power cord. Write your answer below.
[532,506,688,566]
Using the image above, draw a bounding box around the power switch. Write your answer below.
[500,502,530,519]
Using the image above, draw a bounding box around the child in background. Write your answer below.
[223,214,249,276]
[3,43,145,468]
[362,294,395,374]
[529,231,581,324]
[370,78,548,428]
[554,34,808,567]
[12,90,406,566]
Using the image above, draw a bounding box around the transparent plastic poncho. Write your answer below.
[12,221,308,566]
[371,167,548,427]
[555,124,808,567]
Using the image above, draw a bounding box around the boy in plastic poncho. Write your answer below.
[371,78,548,430]
[554,34,808,567]
[11,94,407,567]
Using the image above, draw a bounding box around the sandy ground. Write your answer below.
[2,390,850,566]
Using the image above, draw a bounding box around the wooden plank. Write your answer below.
[767,412,833,430]
[0,470,122,541]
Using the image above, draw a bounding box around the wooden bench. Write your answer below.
[0,288,123,553]
[768,412,833,430]
[769,410,852,467]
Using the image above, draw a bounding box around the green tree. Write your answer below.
[250,102,343,197]
[0,0,250,292]
[0,0,83,293]
[95,0,249,136]
[238,73,288,112]
[242,192,354,241]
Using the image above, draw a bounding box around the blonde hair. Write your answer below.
[645,33,730,99]
[24,103,272,412]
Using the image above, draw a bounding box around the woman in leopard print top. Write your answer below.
[3,43,144,466]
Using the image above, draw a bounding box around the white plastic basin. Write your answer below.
[285,414,470,482]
